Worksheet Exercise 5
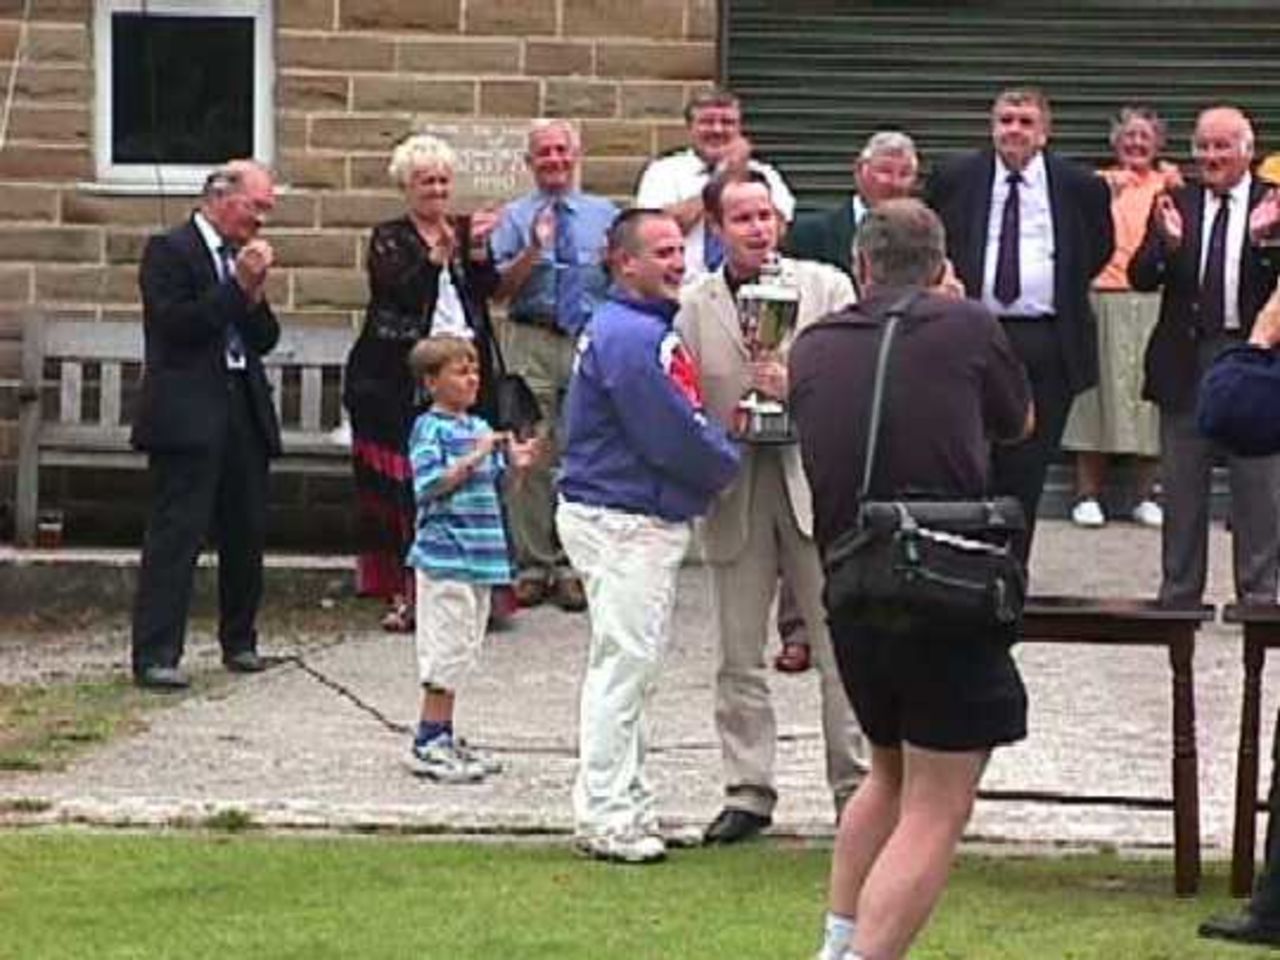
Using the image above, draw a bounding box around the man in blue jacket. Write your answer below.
[557,208,741,864]
[1199,279,1280,947]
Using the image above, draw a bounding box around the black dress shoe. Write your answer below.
[134,666,190,690]
[1199,910,1280,946]
[703,808,771,845]
[223,650,266,674]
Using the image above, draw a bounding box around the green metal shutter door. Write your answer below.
[727,1,1280,212]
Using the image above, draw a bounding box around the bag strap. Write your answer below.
[858,291,922,501]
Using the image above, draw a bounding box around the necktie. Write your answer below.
[1200,195,1230,334]
[554,200,584,335]
[994,171,1022,307]
[219,244,247,367]
[704,228,725,272]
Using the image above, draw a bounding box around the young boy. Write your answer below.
[405,335,537,783]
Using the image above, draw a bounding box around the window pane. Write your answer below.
[111,13,255,165]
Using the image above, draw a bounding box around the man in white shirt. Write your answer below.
[636,88,795,284]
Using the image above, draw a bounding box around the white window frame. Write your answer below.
[92,0,274,193]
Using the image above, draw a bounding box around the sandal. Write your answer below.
[381,600,414,633]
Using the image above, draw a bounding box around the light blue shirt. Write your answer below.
[491,189,619,335]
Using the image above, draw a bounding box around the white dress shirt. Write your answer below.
[193,211,247,370]
[981,152,1056,317]
[1198,173,1252,331]
[635,148,796,284]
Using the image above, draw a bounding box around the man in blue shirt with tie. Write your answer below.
[491,119,618,612]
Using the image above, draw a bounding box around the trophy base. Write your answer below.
[731,406,797,446]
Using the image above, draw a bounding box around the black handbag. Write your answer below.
[821,296,1027,635]
[489,324,543,437]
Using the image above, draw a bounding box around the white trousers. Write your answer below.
[557,499,691,837]
[414,570,491,691]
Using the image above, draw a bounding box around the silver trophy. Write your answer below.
[733,257,800,444]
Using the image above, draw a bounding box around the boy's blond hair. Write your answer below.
[408,335,478,379]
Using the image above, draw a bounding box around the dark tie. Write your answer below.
[219,244,247,366]
[1200,195,1230,334]
[554,200,584,334]
[994,171,1022,307]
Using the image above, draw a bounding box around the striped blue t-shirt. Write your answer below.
[405,410,513,584]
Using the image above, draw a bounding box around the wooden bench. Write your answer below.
[14,312,353,545]
[975,597,1213,896]
[1224,604,1280,897]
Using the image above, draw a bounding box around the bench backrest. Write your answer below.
[27,315,353,455]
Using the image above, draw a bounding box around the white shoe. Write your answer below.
[454,736,504,775]
[1071,497,1106,528]
[1132,499,1164,528]
[574,830,666,864]
[409,736,486,784]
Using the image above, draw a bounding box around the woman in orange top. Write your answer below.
[1062,106,1182,529]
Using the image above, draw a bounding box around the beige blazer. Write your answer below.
[676,257,856,563]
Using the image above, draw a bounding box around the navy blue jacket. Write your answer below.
[1198,343,1280,456]
[559,292,740,521]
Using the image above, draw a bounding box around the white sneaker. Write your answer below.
[637,818,702,849]
[574,830,666,864]
[1132,499,1164,528]
[1071,497,1106,528]
[454,736,503,775]
[409,736,486,784]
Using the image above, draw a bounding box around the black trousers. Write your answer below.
[131,376,269,674]
[1250,709,1280,917]
[991,319,1074,565]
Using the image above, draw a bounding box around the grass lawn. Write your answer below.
[0,832,1256,959]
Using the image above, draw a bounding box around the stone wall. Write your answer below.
[0,0,718,545]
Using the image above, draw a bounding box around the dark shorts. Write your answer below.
[829,614,1028,752]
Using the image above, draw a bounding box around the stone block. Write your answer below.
[479,80,540,118]
[310,115,414,152]
[265,231,360,269]
[0,226,99,263]
[352,76,475,114]
[61,192,173,226]
[654,122,688,154]
[264,271,290,306]
[34,265,137,304]
[0,266,31,303]
[6,105,88,145]
[619,82,685,119]
[279,115,308,150]
[13,65,89,103]
[17,0,88,22]
[397,38,521,74]
[687,0,716,40]
[597,42,715,80]
[279,0,335,29]
[524,41,594,78]
[278,152,347,190]
[350,156,395,190]
[24,23,88,63]
[582,157,646,197]
[544,80,618,119]
[320,193,405,229]
[340,0,460,30]
[278,74,349,111]
[581,120,651,158]
[278,34,395,72]
[270,193,319,229]
[0,145,90,180]
[0,185,57,222]
[465,0,556,36]
[0,23,16,61]
[564,0,684,39]
[105,230,149,264]
[294,269,368,310]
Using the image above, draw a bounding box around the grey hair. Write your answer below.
[387,134,457,187]
[854,198,945,288]
[202,159,271,200]
[527,118,580,155]
[1109,106,1167,151]
[858,131,918,167]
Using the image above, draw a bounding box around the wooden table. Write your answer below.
[979,597,1213,896]
[1224,604,1280,897]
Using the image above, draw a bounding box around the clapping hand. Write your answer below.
[507,435,542,471]
[533,204,556,249]
[427,219,457,267]
[470,205,500,261]
[748,356,788,399]
[1153,193,1184,250]
[1249,188,1280,245]
[1248,282,1280,350]
[234,239,274,301]
[720,135,752,174]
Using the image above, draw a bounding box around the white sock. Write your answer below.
[820,912,857,959]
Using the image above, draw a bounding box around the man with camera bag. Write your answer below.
[790,199,1032,960]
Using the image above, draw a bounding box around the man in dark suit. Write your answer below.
[1129,105,1280,609]
[130,159,281,690]
[786,130,919,279]
[926,87,1114,561]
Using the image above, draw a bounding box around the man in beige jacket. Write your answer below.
[676,171,867,844]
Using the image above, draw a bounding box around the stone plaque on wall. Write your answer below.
[411,119,543,210]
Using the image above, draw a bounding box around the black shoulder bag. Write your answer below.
[821,296,1027,636]
[488,326,543,438]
